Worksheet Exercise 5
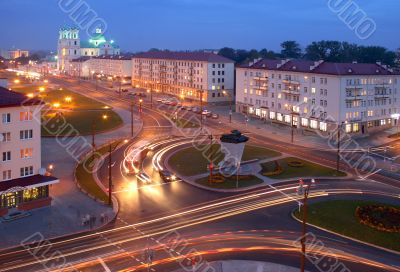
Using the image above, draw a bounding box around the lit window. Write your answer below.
[301,118,309,127]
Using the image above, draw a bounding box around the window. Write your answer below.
[2,170,11,181]
[1,132,11,142]
[20,111,33,121]
[20,148,33,159]
[2,113,11,124]
[311,87,316,94]
[2,151,11,162]
[320,122,327,132]
[20,166,34,177]
[301,118,309,127]
[310,120,318,129]
[20,129,33,140]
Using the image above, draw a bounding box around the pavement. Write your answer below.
[0,90,142,249]
[208,105,398,150]
[173,260,303,272]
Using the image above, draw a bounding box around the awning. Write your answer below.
[0,175,59,195]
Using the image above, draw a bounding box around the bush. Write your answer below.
[287,160,305,167]
[355,205,400,233]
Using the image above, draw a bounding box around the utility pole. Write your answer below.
[108,143,113,206]
[200,90,204,130]
[91,120,96,157]
[131,101,134,138]
[336,122,343,172]
[297,179,314,272]
[208,134,214,184]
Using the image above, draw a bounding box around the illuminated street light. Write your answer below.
[102,114,108,120]
[39,87,45,92]
[14,79,20,84]
[64,96,72,103]
[26,93,34,98]
[53,103,61,108]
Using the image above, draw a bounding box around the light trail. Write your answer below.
[2,189,397,272]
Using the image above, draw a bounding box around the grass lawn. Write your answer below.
[169,144,281,176]
[41,89,109,110]
[75,144,115,204]
[195,175,263,189]
[260,157,346,179]
[294,200,400,252]
[42,110,123,137]
[9,85,44,94]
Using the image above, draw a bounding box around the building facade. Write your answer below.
[132,51,235,103]
[0,87,58,216]
[236,59,400,134]
[70,55,132,79]
[57,27,120,72]
[0,49,29,60]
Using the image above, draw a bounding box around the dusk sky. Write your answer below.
[0,0,399,52]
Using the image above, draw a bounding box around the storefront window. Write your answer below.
[269,111,276,120]
[249,107,254,114]
[284,115,291,124]
[301,118,309,127]
[310,120,318,129]
[293,116,299,127]
[255,108,261,117]
[261,109,267,118]
[380,119,386,126]
[353,123,359,132]
[320,122,327,132]
[346,124,352,133]
[277,113,283,122]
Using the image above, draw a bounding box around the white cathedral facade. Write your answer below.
[57,27,120,72]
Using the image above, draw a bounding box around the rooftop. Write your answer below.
[93,54,133,60]
[134,51,234,63]
[0,86,43,108]
[239,59,400,76]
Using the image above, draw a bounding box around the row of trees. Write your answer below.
[218,41,399,66]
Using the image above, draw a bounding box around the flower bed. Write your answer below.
[355,205,400,233]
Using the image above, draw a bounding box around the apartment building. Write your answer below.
[236,59,400,134]
[132,51,235,103]
[0,87,58,216]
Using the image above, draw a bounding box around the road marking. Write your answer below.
[97,258,111,272]
[358,169,382,180]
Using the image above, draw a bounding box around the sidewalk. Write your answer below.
[174,260,304,272]
[209,105,396,150]
[0,105,142,249]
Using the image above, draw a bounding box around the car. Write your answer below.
[186,107,192,111]
[211,113,219,119]
[122,89,129,93]
[202,110,212,117]
[136,172,151,184]
[192,107,200,113]
[159,170,178,183]
[156,99,163,103]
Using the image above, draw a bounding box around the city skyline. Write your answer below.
[1,0,399,51]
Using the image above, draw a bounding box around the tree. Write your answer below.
[281,41,302,59]
[259,48,278,59]
[305,41,329,60]
[247,49,260,61]
[218,47,236,61]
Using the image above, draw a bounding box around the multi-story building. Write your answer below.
[70,55,132,79]
[0,87,58,216]
[236,59,400,134]
[0,49,29,60]
[57,27,120,72]
[132,51,235,103]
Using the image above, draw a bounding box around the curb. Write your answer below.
[290,209,400,256]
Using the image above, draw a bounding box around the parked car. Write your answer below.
[156,99,163,103]
[122,89,129,93]
[202,110,212,117]
[186,107,192,111]
[211,113,219,119]
[192,107,200,113]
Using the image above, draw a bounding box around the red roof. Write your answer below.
[134,51,234,63]
[0,87,44,108]
[0,175,59,193]
[240,59,399,76]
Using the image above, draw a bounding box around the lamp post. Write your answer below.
[92,114,109,156]
[131,101,134,138]
[139,99,143,117]
[297,178,315,272]
[223,90,233,123]
[108,139,128,206]
[147,89,153,108]
[336,121,345,173]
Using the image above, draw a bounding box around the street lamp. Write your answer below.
[139,99,143,116]
[108,139,129,205]
[223,90,233,123]
[147,89,153,108]
[297,178,315,272]
[391,113,400,133]
[336,121,345,173]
